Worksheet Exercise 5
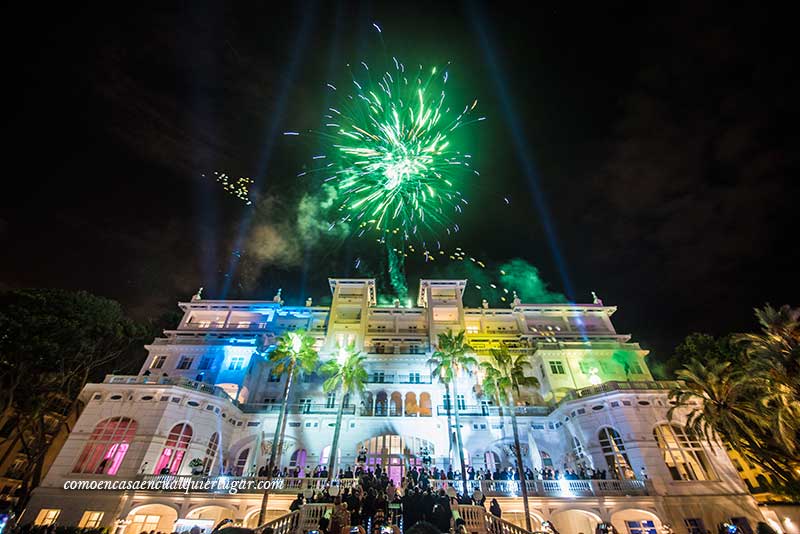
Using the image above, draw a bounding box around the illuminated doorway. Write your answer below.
[356,434,435,485]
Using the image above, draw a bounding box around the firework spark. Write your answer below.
[210,172,254,205]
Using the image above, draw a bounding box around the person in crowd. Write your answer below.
[489,498,502,518]
[289,493,305,511]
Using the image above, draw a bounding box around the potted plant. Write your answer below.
[189,458,205,475]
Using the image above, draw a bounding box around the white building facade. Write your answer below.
[22,279,780,534]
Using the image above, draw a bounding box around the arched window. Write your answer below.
[202,432,219,475]
[233,448,250,476]
[73,417,137,475]
[290,449,307,471]
[598,427,635,479]
[653,424,714,481]
[419,392,432,417]
[154,423,192,474]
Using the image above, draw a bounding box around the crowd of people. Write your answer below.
[254,462,615,483]
[287,464,505,534]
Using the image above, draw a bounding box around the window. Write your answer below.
[578,361,592,374]
[229,356,245,370]
[625,520,657,534]
[457,394,466,410]
[409,372,421,383]
[203,432,219,475]
[684,519,706,534]
[268,372,281,382]
[79,511,104,528]
[598,427,635,479]
[548,360,566,375]
[299,398,312,413]
[198,356,213,370]
[73,417,137,475]
[177,356,194,370]
[653,424,715,481]
[35,509,61,526]
[628,361,643,375]
[153,423,192,474]
[151,355,166,369]
[374,371,385,383]
[129,514,161,533]
[233,448,250,476]
[572,436,585,462]
[443,393,451,410]
[326,392,336,409]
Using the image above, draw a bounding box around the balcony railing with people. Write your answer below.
[118,475,647,497]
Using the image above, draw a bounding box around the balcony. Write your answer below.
[98,475,647,498]
[366,374,432,385]
[238,403,356,415]
[103,375,234,402]
[560,380,683,402]
[435,405,552,417]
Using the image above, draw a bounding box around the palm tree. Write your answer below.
[428,329,477,490]
[667,358,799,490]
[480,344,539,533]
[257,330,319,525]
[736,305,800,445]
[668,359,766,455]
[320,344,368,482]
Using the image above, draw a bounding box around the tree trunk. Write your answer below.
[445,383,454,470]
[451,378,469,493]
[327,391,346,483]
[508,391,532,532]
[258,361,295,525]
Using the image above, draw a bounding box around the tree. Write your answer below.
[428,329,477,490]
[0,288,144,514]
[257,330,319,525]
[320,344,368,482]
[480,344,540,532]
[669,305,800,498]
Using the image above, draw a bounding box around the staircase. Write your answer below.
[255,504,535,534]
[256,504,332,534]
[457,505,537,534]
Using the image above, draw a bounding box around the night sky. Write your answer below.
[3,2,798,365]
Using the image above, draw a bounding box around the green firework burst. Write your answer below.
[321,58,484,244]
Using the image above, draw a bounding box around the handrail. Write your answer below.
[456,505,535,534]
[255,509,299,534]
[255,504,333,534]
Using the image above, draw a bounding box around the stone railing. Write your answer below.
[560,380,683,402]
[457,505,533,534]
[254,503,333,534]
[255,509,299,534]
[103,375,235,401]
[430,478,647,497]
[87,474,644,498]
